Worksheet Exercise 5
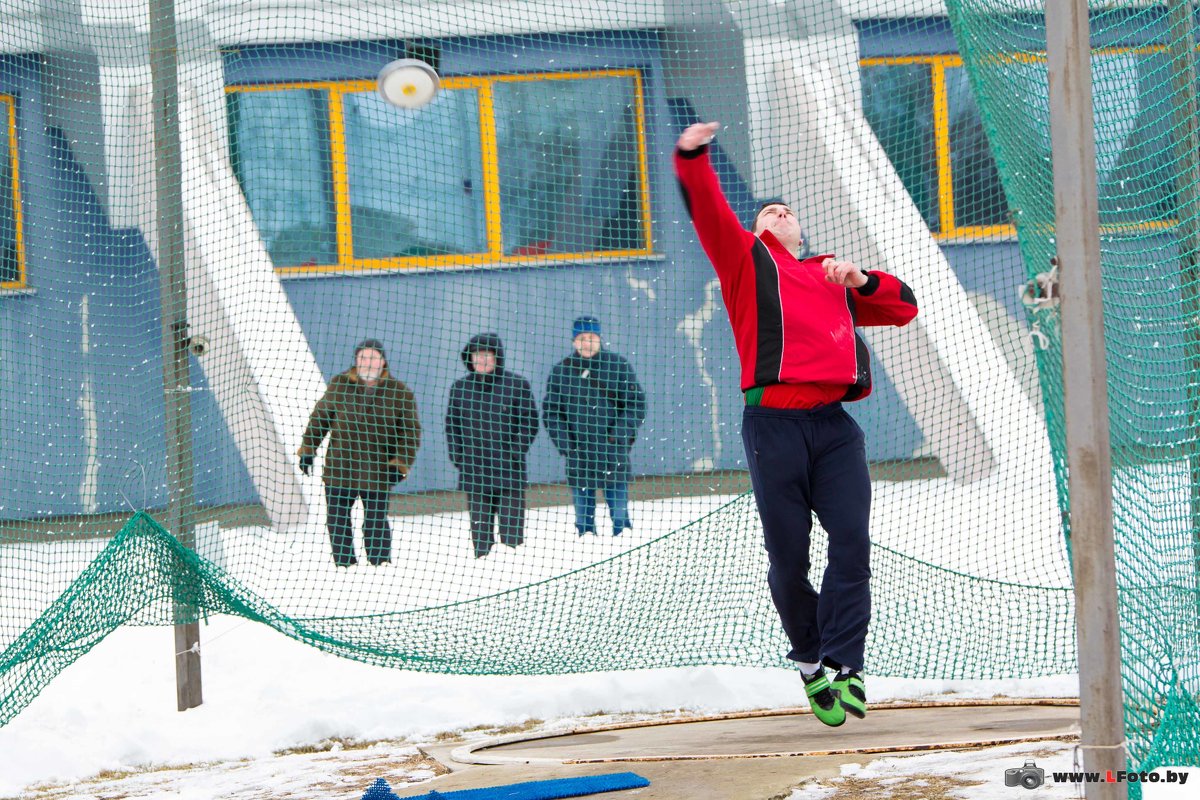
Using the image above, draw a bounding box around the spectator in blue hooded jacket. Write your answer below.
[446,333,539,558]
[543,316,646,535]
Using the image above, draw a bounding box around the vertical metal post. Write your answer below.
[1164,0,1200,613]
[1046,3,1124,798]
[149,0,201,711]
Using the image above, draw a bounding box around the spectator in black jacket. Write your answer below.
[544,316,646,536]
[446,333,539,558]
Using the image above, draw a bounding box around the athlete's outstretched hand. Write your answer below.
[823,258,868,289]
[677,121,720,153]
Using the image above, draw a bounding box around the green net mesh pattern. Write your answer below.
[946,0,1200,776]
[1,504,1077,728]
[0,0,1132,760]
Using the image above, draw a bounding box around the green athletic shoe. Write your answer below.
[801,670,846,727]
[831,670,867,719]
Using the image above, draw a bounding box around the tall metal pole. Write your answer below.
[1045,3,1124,797]
[1163,0,1200,615]
[149,0,202,711]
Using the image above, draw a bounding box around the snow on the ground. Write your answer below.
[5,469,1080,632]
[0,614,1081,799]
[225,492,743,617]
[16,740,444,800]
[787,742,1084,800]
[789,742,1198,800]
[0,485,1090,798]
[787,743,1080,800]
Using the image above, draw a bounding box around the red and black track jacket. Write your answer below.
[674,145,918,402]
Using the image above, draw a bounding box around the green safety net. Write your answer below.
[944,0,1200,780]
[3,0,1149,763]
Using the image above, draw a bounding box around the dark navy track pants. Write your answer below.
[741,403,872,672]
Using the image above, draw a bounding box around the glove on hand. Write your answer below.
[299,454,314,476]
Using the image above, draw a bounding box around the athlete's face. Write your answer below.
[754,204,804,253]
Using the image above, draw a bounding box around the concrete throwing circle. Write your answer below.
[453,700,1080,765]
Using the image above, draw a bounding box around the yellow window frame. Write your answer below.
[227,68,653,274]
[861,54,1015,241]
[1,94,25,289]
[864,47,1197,240]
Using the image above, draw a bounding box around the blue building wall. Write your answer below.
[268,31,750,495]
[0,25,1059,521]
[2,62,155,517]
[260,31,926,496]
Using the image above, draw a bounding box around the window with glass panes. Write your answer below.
[860,55,1011,239]
[861,49,1184,239]
[226,69,652,273]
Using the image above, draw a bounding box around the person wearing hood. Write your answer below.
[543,316,646,536]
[297,338,421,567]
[445,333,540,558]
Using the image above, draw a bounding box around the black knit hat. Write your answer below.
[354,338,387,363]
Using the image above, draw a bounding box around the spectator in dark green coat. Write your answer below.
[298,339,420,566]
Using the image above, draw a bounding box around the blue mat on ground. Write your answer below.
[362,772,650,800]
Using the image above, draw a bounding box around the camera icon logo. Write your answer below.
[1005,760,1045,789]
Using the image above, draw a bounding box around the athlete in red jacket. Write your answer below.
[675,121,918,727]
